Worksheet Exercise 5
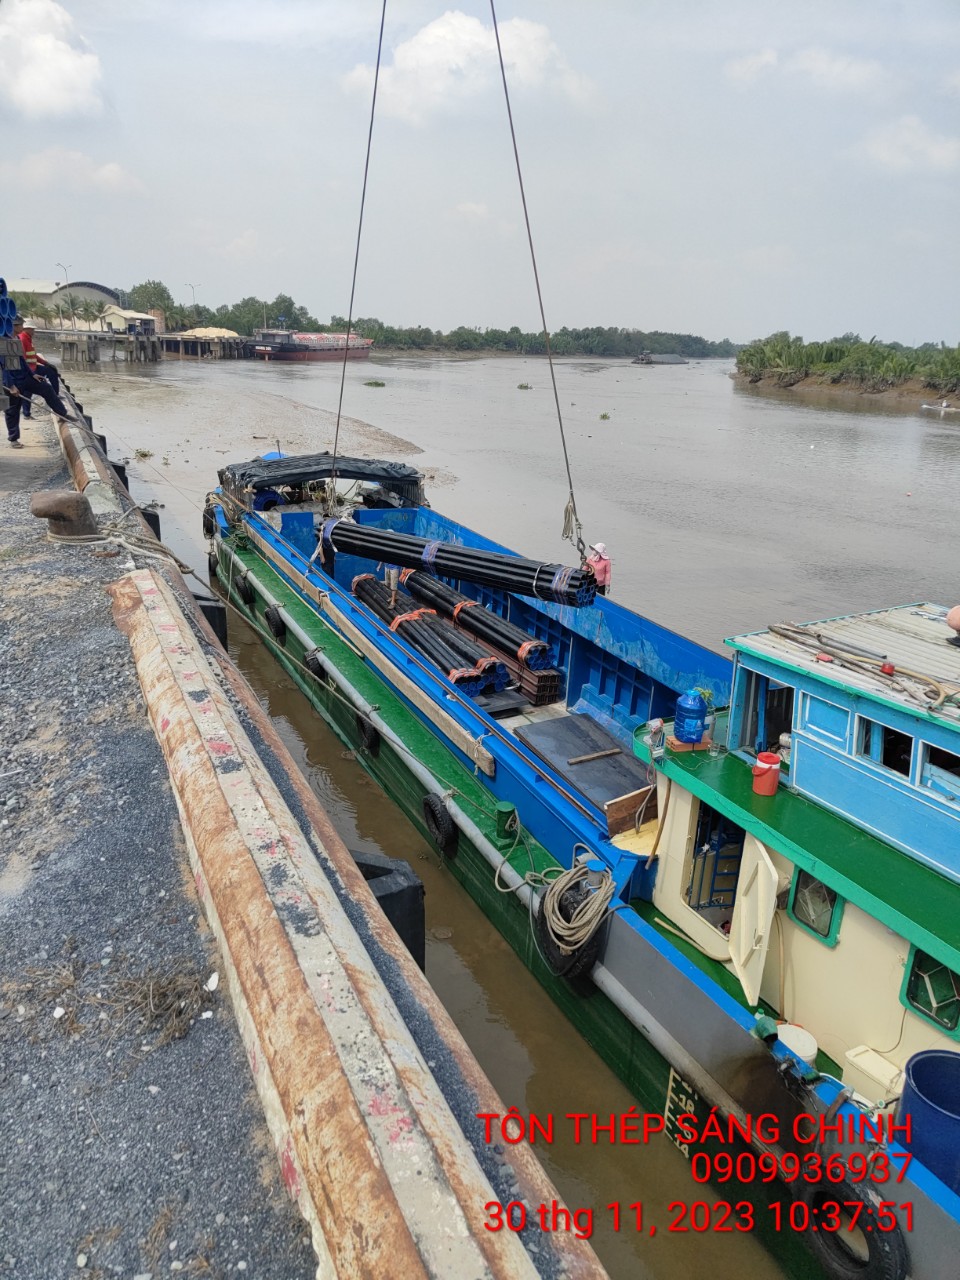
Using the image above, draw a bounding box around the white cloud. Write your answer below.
[455,202,491,220]
[0,0,102,118]
[2,146,142,193]
[724,46,884,93]
[724,49,778,83]
[861,116,960,173]
[220,229,260,260]
[342,11,593,124]
[786,47,884,92]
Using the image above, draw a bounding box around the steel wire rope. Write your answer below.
[488,0,587,563]
[330,0,387,487]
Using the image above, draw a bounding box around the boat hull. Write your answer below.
[211,534,839,1278]
[252,347,372,362]
[209,517,960,1280]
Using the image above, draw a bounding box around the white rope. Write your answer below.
[528,858,616,956]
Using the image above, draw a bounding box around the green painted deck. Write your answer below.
[635,732,960,975]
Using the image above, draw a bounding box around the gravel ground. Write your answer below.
[0,423,315,1279]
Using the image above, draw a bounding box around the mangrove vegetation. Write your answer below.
[737,331,960,395]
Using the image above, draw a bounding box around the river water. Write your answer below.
[68,353,958,1279]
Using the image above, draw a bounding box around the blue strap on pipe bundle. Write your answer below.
[421,540,441,572]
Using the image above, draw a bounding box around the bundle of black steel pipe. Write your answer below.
[402,570,555,670]
[419,615,510,690]
[323,519,595,607]
[352,576,487,696]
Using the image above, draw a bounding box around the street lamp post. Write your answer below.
[55,262,72,330]
[185,282,199,307]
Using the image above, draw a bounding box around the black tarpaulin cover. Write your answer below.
[219,452,423,492]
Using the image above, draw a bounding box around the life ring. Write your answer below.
[422,793,457,856]
[236,574,255,606]
[355,712,380,756]
[799,1180,908,1280]
[304,649,328,685]
[202,505,217,538]
[264,605,286,643]
[534,882,603,981]
[207,550,219,580]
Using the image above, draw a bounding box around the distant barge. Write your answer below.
[251,328,373,362]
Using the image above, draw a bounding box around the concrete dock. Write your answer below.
[0,406,607,1278]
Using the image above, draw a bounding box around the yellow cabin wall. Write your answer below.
[650,787,958,1103]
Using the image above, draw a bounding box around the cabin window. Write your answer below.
[737,672,794,757]
[903,948,960,1034]
[855,717,913,778]
[787,870,843,946]
[919,744,960,805]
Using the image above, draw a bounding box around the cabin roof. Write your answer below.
[726,604,960,727]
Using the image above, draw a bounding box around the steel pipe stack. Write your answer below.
[323,519,595,607]
[352,576,501,697]
[401,570,556,670]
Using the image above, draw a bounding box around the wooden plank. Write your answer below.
[568,747,622,766]
[604,786,657,838]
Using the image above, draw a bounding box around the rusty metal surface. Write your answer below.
[109,570,604,1279]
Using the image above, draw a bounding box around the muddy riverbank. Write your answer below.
[732,371,949,414]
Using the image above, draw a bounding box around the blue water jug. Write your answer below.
[674,689,707,743]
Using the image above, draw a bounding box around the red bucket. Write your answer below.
[752,751,781,796]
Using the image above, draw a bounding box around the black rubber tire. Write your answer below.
[304,649,328,685]
[798,1181,908,1280]
[422,793,457,856]
[236,574,255,606]
[207,550,219,580]
[202,505,217,538]
[355,713,380,756]
[534,882,604,981]
[264,605,286,643]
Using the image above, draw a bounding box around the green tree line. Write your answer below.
[120,281,738,357]
[737,331,960,395]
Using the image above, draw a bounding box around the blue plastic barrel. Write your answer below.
[895,1049,960,1194]
[674,689,708,743]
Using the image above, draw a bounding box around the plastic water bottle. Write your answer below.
[674,689,707,743]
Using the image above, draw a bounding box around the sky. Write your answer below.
[0,0,957,346]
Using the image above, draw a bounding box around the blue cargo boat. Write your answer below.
[206,452,960,1280]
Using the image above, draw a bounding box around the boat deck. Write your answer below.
[635,735,960,974]
[512,711,650,812]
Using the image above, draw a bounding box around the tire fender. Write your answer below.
[534,882,603,981]
[355,712,380,756]
[264,604,286,643]
[423,793,457,856]
[798,1179,908,1280]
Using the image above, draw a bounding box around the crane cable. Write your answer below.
[489,0,588,563]
[330,0,388,486]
